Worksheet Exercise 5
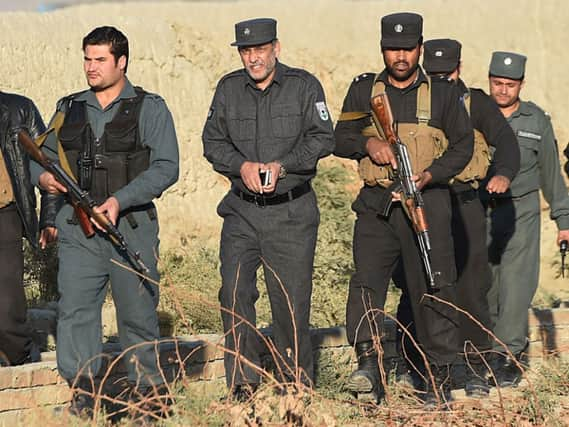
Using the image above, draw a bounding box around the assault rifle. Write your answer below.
[18,131,150,273]
[370,93,438,291]
[561,240,568,278]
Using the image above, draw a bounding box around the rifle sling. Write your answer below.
[34,111,78,182]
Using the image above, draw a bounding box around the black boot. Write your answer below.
[464,361,490,397]
[346,341,383,404]
[492,352,525,388]
[67,377,95,419]
[231,383,259,403]
[423,365,453,410]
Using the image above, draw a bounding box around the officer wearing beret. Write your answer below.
[34,26,179,419]
[394,39,520,397]
[202,18,334,400]
[483,51,569,387]
[335,13,473,407]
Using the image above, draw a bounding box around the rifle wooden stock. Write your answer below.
[18,130,96,237]
[369,93,438,291]
[17,130,150,273]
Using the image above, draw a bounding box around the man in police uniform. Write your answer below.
[202,18,334,400]
[0,92,58,368]
[394,39,520,397]
[33,26,179,418]
[334,14,473,407]
[483,52,569,387]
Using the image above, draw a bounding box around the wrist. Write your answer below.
[275,161,287,179]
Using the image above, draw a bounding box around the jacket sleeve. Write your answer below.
[21,99,62,230]
[537,115,569,230]
[202,81,247,177]
[333,78,373,160]
[426,83,474,184]
[275,75,335,172]
[472,90,520,181]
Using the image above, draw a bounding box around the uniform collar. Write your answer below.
[243,60,284,89]
[378,66,427,93]
[76,78,137,110]
[508,100,532,119]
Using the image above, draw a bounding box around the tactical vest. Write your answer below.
[338,77,490,188]
[58,87,150,204]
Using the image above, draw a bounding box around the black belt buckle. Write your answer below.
[254,194,267,208]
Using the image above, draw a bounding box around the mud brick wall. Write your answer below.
[1,309,568,425]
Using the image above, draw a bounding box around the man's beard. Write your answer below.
[387,61,419,82]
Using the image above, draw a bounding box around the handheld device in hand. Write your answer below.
[260,170,272,187]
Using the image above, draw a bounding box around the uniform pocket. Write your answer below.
[227,107,256,142]
[105,121,138,152]
[271,103,302,139]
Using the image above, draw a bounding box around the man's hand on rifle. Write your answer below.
[412,171,432,191]
[39,227,58,249]
[558,229,569,246]
[92,196,120,230]
[365,137,397,169]
[486,175,511,194]
[39,171,67,195]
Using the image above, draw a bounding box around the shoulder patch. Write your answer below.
[315,101,330,121]
[353,72,376,83]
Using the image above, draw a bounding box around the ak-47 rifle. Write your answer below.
[369,93,438,291]
[18,130,150,274]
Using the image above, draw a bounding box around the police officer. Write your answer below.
[0,92,58,367]
[33,26,179,418]
[334,13,473,407]
[483,52,569,387]
[394,39,520,397]
[202,18,334,400]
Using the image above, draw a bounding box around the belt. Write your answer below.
[232,181,311,207]
[451,189,478,204]
[486,197,514,209]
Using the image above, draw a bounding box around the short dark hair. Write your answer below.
[82,26,129,73]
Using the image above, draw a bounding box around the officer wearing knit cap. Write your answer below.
[334,12,474,408]
[393,38,520,398]
[485,51,569,388]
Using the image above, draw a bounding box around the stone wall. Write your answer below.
[1,308,568,425]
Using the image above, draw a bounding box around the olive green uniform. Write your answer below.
[482,100,569,356]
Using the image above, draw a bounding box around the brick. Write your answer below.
[31,384,71,407]
[0,369,13,389]
[31,367,62,387]
[200,360,225,380]
[11,370,32,389]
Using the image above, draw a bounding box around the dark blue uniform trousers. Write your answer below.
[217,190,319,388]
[55,204,162,387]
